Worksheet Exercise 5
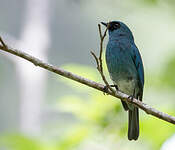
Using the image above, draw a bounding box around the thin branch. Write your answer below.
[0,36,7,48]
[0,37,175,125]
[91,24,115,93]
[98,24,105,72]
[98,24,103,39]
[90,51,100,71]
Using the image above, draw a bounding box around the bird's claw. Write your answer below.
[128,89,135,102]
[128,95,134,102]
[112,85,119,90]
[103,84,118,95]
[103,85,109,95]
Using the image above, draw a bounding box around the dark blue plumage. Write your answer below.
[101,21,144,140]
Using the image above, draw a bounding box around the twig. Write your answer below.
[0,36,7,48]
[98,24,107,64]
[91,24,115,94]
[90,51,100,71]
[0,36,174,124]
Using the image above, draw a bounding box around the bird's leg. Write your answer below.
[128,88,135,102]
[103,84,119,94]
[110,84,119,90]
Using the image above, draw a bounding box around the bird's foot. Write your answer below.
[127,89,135,102]
[128,95,134,102]
[103,84,118,95]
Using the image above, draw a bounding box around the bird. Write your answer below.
[101,21,144,140]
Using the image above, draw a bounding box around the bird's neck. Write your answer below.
[109,35,134,43]
[109,31,134,42]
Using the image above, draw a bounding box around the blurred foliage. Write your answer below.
[0,127,89,150]
[59,64,122,124]
[0,134,45,150]
[1,60,175,150]
[142,115,175,149]
[58,63,175,150]
[1,0,175,149]
[56,126,90,150]
[138,0,158,5]
[159,55,175,88]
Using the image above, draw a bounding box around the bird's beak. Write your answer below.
[101,22,108,27]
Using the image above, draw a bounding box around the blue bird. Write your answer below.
[101,21,144,140]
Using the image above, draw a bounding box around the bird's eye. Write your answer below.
[113,23,120,29]
[108,22,121,31]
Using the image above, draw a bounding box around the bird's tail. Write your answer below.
[128,107,139,140]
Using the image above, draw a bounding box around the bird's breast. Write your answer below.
[106,40,138,95]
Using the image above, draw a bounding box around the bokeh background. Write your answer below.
[0,0,175,150]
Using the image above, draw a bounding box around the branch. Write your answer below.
[0,37,175,125]
[91,24,115,94]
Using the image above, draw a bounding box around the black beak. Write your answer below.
[101,22,108,27]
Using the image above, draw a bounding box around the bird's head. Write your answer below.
[101,21,134,41]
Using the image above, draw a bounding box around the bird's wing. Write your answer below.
[130,44,144,100]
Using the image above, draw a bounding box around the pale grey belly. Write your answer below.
[113,78,139,110]
[113,79,136,96]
